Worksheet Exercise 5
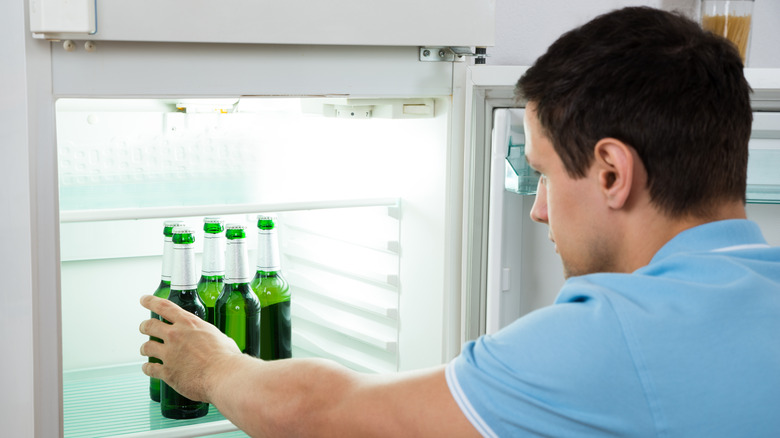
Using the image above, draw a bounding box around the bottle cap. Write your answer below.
[257,213,277,230]
[172,225,196,244]
[256,213,277,221]
[203,217,225,233]
[163,220,186,237]
[226,223,247,240]
[172,225,195,235]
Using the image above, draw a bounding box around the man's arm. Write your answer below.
[139,295,479,437]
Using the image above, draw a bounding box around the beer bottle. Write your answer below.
[250,214,292,360]
[160,225,210,419]
[216,223,261,357]
[149,219,184,402]
[197,217,225,325]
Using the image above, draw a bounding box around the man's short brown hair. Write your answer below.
[517,7,753,217]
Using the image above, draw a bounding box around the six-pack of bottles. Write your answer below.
[147,214,291,419]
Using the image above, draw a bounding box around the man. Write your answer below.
[140,7,780,437]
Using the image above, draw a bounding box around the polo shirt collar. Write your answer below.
[649,219,768,266]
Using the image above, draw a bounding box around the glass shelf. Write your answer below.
[746,185,780,204]
[504,136,539,196]
[64,363,247,438]
[746,143,780,204]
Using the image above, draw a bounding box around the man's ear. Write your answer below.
[593,138,634,210]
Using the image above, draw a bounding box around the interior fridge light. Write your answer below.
[175,99,239,114]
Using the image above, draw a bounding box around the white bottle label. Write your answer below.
[201,232,226,276]
[225,238,251,284]
[256,229,281,271]
[171,243,198,290]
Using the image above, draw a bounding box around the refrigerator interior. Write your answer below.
[56,96,455,437]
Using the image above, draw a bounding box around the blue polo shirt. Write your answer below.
[447,220,780,437]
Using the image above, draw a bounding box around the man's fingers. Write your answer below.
[139,316,171,340]
[141,361,164,380]
[140,295,189,324]
[140,338,165,361]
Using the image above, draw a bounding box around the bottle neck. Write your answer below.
[256,270,281,278]
[171,241,198,291]
[256,228,281,272]
[201,232,225,277]
[161,236,174,282]
[225,238,251,284]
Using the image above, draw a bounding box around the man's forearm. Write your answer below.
[208,355,368,438]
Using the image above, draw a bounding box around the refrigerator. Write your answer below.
[3,1,780,436]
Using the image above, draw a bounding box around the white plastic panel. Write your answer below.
[29,0,96,34]
[281,206,402,373]
[51,43,453,98]
[32,0,495,47]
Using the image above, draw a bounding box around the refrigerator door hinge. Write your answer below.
[419,46,487,63]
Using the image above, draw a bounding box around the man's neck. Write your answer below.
[617,201,747,273]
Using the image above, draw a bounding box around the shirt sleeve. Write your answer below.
[446,292,655,437]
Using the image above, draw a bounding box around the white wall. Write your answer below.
[488,0,780,68]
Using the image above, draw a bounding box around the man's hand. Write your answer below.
[138,294,242,403]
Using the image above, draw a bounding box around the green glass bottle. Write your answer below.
[160,226,210,420]
[216,224,261,357]
[197,217,225,326]
[149,219,184,402]
[250,214,292,360]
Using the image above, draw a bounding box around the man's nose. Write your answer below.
[530,180,548,224]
